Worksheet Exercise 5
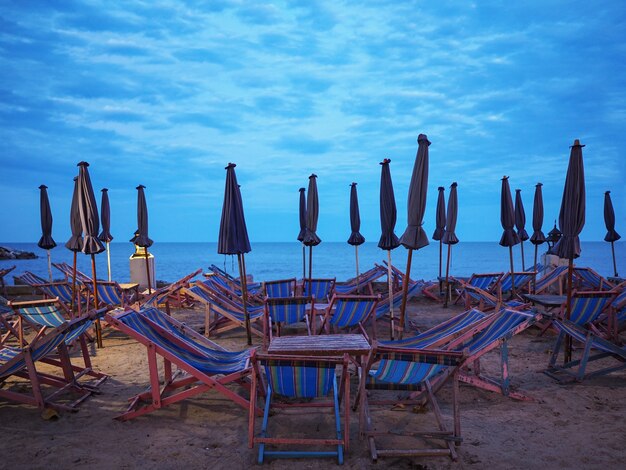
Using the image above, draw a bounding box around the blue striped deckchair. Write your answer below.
[16,272,88,315]
[358,346,465,462]
[0,312,103,412]
[563,291,615,326]
[318,294,379,339]
[207,264,263,296]
[183,284,265,338]
[263,278,296,298]
[572,267,614,291]
[533,265,568,294]
[334,265,387,295]
[52,261,92,284]
[263,296,312,349]
[248,351,350,464]
[460,284,528,312]
[303,278,336,302]
[0,265,15,296]
[88,281,135,309]
[545,319,626,383]
[140,269,202,312]
[499,271,536,295]
[455,272,503,308]
[374,280,425,320]
[106,307,253,421]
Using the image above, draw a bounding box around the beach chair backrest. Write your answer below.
[262,357,336,398]
[463,309,534,354]
[264,278,296,298]
[534,265,568,292]
[16,303,66,328]
[469,273,502,291]
[500,272,535,292]
[95,282,123,306]
[265,297,309,325]
[568,292,614,325]
[330,296,378,328]
[40,283,75,304]
[304,278,335,301]
[17,271,48,286]
[572,267,611,290]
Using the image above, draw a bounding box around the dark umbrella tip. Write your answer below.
[501,175,509,181]
[309,173,317,178]
[299,187,305,192]
[417,134,430,145]
[350,182,357,187]
[438,186,445,191]
[136,184,146,190]
[38,184,48,189]
[380,158,391,165]
[536,182,543,187]
[515,188,521,193]
[571,139,585,147]
[102,188,108,192]
[225,162,236,169]
[451,182,458,187]
[605,190,611,194]
[77,161,89,167]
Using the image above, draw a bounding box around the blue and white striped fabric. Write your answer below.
[330,297,377,329]
[18,304,66,327]
[266,299,307,325]
[265,280,294,298]
[500,272,535,293]
[375,281,424,319]
[304,279,335,301]
[264,359,335,398]
[568,295,612,326]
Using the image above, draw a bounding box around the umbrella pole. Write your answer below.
[509,246,515,298]
[520,241,526,271]
[533,245,538,293]
[438,240,443,294]
[564,260,574,364]
[144,247,152,295]
[387,250,394,340]
[443,244,452,308]
[91,254,103,348]
[302,244,306,284]
[308,246,313,285]
[355,246,360,294]
[47,250,52,282]
[611,241,618,277]
[71,252,77,318]
[106,241,112,282]
[238,253,252,345]
[398,249,414,339]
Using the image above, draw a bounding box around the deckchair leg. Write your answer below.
[548,331,565,369]
[24,349,45,410]
[577,335,594,382]
[500,340,510,396]
[332,375,344,463]
[426,380,457,461]
[258,385,272,464]
[453,369,461,445]
[147,344,162,410]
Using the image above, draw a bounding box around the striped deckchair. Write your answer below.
[263,278,296,298]
[499,271,536,295]
[183,283,265,338]
[303,278,336,302]
[263,296,312,349]
[248,351,350,464]
[106,307,253,421]
[0,312,104,412]
[460,284,528,312]
[334,265,387,295]
[545,319,626,383]
[52,262,92,284]
[534,265,568,294]
[572,267,614,291]
[207,264,263,296]
[87,281,135,309]
[318,294,379,339]
[358,346,465,462]
[0,265,15,296]
[564,291,615,326]
[455,272,503,308]
[374,280,425,320]
[16,271,48,286]
[140,269,202,312]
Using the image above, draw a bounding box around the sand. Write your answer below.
[1,295,625,470]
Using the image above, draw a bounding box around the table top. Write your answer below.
[522,294,566,308]
[268,334,371,356]
[119,283,139,290]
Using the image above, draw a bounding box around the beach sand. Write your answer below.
[1,295,625,469]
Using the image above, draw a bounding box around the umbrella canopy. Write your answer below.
[432,186,446,241]
[514,189,529,241]
[603,191,621,243]
[297,187,307,242]
[65,177,83,252]
[77,162,104,255]
[499,176,520,247]
[377,159,400,250]
[530,183,546,245]
[131,185,153,248]
[99,188,114,243]
[37,185,57,250]
[553,140,586,260]
[442,183,459,245]
[302,174,321,247]
[218,163,251,255]
[347,183,365,245]
[400,134,430,250]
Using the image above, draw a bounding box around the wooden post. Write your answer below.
[106,241,112,282]
[398,249,414,338]
[71,251,77,318]
[144,247,152,295]
[509,246,516,298]
[532,245,538,293]
[443,244,452,308]
[564,260,574,363]
[91,254,103,348]
[520,240,526,271]
[387,250,394,340]
[355,245,360,294]
[238,253,252,345]
[611,241,618,277]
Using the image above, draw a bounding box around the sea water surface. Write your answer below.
[1,241,623,285]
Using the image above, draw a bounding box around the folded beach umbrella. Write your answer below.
[99,188,114,282]
[553,139,586,362]
[218,163,253,345]
[298,187,307,280]
[398,134,430,335]
[378,159,400,338]
[515,189,529,271]
[530,182,546,290]
[302,174,321,285]
[131,185,153,295]
[442,182,459,307]
[432,186,446,292]
[37,184,57,281]
[347,182,365,289]
[500,176,520,295]
[65,176,83,315]
[603,190,621,277]
[77,161,105,347]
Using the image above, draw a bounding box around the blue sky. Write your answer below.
[1,0,624,245]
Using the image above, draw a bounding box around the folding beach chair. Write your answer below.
[87,281,136,309]
[334,265,387,295]
[318,294,379,339]
[533,265,568,295]
[52,261,92,285]
[303,278,336,303]
[374,280,425,320]
[572,267,614,291]
[183,283,265,338]
[248,351,350,464]
[499,271,536,296]
[0,311,104,413]
[0,265,15,296]
[263,296,312,349]
[207,264,263,296]
[106,307,254,420]
[263,278,297,298]
[455,272,504,308]
[460,284,528,312]
[358,345,465,462]
[140,269,202,312]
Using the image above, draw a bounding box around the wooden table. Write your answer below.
[119,282,140,299]
[522,294,566,309]
[268,333,371,357]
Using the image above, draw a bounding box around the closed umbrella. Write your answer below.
[131,185,153,295]
[553,139,586,363]
[347,182,365,291]
[378,159,400,338]
[302,174,321,286]
[515,189,529,271]
[530,182,546,291]
[218,163,253,345]
[432,186,446,294]
[297,187,307,281]
[37,184,57,281]
[65,177,83,316]
[603,190,621,277]
[399,134,430,335]
[77,161,105,347]
[99,188,114,282]
[442,182,459,307]
[500,176,520,295]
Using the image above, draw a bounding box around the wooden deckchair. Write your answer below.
[0,265,15,296]
[52,261,92,284]
[318,294,379,339]
[303,278,336,303]
[533,265,568,295]
[263,278,297,298]
[263,296,312,350]
[572,267,615,291]
[334,265,387,295]
[499,271,536,296]
[140,269,202,312]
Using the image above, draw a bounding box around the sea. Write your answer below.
[1,241,623,285]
